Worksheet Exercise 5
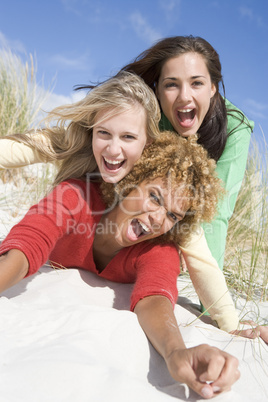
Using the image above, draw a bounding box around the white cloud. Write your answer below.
[246,99,268,111]
[49,53,89,71]
[0,31,26,53]
[32,88,86,125]
[129,12,161,44]
[61,0,102,22]
[244,98,268,119]
[60,0,83,17]
[239,6,264,27]
[159,0,181,15]
[40,90,86,115]
[239,6,254,19]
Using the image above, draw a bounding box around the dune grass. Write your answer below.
[0,49,49,137]
[224,130,268,302]
[0,49,54,202]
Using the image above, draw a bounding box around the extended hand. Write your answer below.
[230,320,268,344]
[165,344,240,399]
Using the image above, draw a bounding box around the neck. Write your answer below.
[93,209,122,272]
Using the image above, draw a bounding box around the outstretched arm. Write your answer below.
[0,249,29,293]
[134,295,240,399]
[0,133,50,169]
[180,228,239,332]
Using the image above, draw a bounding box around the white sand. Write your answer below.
[0,177,268,401]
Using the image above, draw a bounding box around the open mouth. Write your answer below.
[176,108,196,127]
[103,157,125,171]
[129,218,151,241]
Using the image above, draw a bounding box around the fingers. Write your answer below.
[259,326,268,343]
[230,328,260,339]
[230,321,268,342]
[207,351,240,394]
[170,345,240,399]
[179,250,187,272]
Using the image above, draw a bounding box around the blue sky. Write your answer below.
[0,0,268,144]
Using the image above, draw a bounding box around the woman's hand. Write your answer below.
[135,295,240,399]
[179,249,187,272]
[0,249,29,293]
[230,320,268,344]
[165,344,240,399]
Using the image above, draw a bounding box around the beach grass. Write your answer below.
[0,49,49,137]
[224,130,268,302]
[0,48,54,201]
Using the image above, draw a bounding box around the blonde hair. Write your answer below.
[6,72,161,186]
[101,131,224,245]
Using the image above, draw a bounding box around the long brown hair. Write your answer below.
[121,35,251,161]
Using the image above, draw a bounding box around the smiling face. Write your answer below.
[156,52,216,137]
[92,105,148,183]
[112,177,189,248]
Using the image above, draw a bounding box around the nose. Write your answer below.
[149,206,166,228]
[107,138,121,156]
[178,83,191,103]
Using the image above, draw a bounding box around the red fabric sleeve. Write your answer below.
[0,180,97,276]
[130,243,180,311]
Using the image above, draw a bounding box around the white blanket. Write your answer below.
[0,266,267,402]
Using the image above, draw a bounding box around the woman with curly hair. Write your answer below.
[0,131,241,399]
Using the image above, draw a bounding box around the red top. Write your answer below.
[0,180,180,310]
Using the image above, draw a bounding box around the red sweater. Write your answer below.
[0,180,180,310]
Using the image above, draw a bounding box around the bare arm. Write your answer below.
[0,249,29,293]
[134,295,240,399]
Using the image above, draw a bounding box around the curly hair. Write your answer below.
[5,72,161,186]
[101,130,224,245]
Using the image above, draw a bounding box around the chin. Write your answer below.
[101,175,119,184]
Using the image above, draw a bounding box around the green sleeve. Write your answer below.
[202,100,254,269]
[159,101,254,270]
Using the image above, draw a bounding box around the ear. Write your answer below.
[145,138,153,147]
[211,83,216,98]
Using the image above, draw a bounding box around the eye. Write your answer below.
[122,134,136,140]
[149,191,161,205]
[98,130,110,136]
[164,82,177,89]
[192,80,204,87]
[167,212,179,223]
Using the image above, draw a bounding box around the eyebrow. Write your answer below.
[154,187,185,220]
[95,125,139,137]
[162,75,207,82]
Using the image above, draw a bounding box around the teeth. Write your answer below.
[104,157,124,165]
[178,109,193,113]
[138,220,150,233]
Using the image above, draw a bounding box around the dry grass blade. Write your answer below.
[225,129,268,302]
[0,48,55,222]
[0,49,49,137]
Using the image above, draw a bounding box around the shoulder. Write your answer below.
[46,179,105,212]
[119,241,180,267]
[54,179,100,196]
[225,98,254,135]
